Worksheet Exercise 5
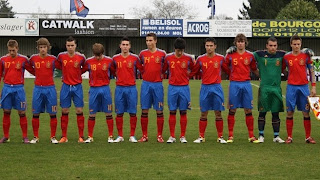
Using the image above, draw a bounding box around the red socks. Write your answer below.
[199,118,207,137]
[169,113,176,137]
[19,115,28,138]
[227,114,235,137]
[106,115,113,137]
[32,116,39,137]
[216,118,224,137]
[245,113,254,138]
[88,117,95,137]
[286,117,293,138]
[3,112,10,138]
[130,115,137,136]
[116,115,123,137]
[61,113,69,137]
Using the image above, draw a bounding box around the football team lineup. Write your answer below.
[0,32,317,145]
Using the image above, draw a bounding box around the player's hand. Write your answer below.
[302,48,314,57]
[226,46,237,54]
[310,86,316,97]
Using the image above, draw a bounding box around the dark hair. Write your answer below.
[7,39,18,48]
[174,38,186,50]
[205,37,217,45]
[120,36,130,44]
[92,43,104,56]
[66,36,76,44]
[266,37,277,44]
[290,34,302,44]
[233,33,248,46]
[146,33,157,41]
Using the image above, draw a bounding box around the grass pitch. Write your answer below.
[0,79,319,179]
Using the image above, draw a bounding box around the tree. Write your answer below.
[131,0,196,19]
[214,14,233,20]
[276,0,320,19]
[238,0,291,19]
[0,0,15,18]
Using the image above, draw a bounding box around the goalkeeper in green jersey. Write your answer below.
[254,37,286,143]
[313,58,320,81]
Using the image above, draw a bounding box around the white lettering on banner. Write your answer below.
[42,20,94,29]
[187,23,209,33]
[150,19,181,26]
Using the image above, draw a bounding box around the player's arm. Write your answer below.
[55,54,62,70]
[250,57,259,78]
[135,57,144,74]
[307,57,317,96]
[222,55,231,76]
[162,57,169,74]
[82,61,89,74]
[0,58,3,82]
[188,58,200,78]
[25,58,35,76]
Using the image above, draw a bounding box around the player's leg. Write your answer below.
[86,87,99,143]
[139,81,151,142]
[153,82,164,142]
[59,83,72,143]
[156,110,164,143]
[227,82,240,142]
[194,111,208,143]
[194,84,209,143]
[271,112,285,143]
[258,112,267,142]
[212,84,226,143]
[100,86,114,143]
[178,86,191,143]
[127,86,138,143]
[85,114,96,143]
[106,112,114,143]
[214,111,226,143]
[30,86,43,143]
[73,84,85,143]
[15,87,29,143]
[0,86,12,143]
[114,86,125,142]
[45,86,58,143]
[244,108,259,143]
[167,85,178,143]
[285,85,297,144]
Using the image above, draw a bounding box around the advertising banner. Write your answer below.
[0,18,39,36]
[252,20,320,37]
[183,20,213,37]
[140,19,183,37]
[212,20,252,37]
[40,19,140,36]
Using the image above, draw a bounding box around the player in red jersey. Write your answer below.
[0,40,34,143]
[138,33,166,143]
[224,33,260,143]
[192,37,229,144]
[82,43,115,143]
[162,38,196,143]
[56,36,86,143]
[283,35,317,144]
[29,38,59,144]
[112,37,143,143]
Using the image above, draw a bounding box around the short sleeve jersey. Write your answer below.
[139,48,166,82]
[57,52,86,85]
[283,52,312,85]
[29,54,57,86]
[194,53,225,84]
[83,56,114,87]
[224,51,257,81]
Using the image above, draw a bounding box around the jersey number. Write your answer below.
[171,62,175,68]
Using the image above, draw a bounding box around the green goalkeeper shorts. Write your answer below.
[258,86,284,113]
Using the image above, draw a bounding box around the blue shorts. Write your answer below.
[0,84,26,111]
[32,85,57,114]
[286,84,310,112]
[228,81,253,109]
[60,83,84,108]
[115,85,137,114]
[167,85,191,111]
[140,81,164,111]
[89,85,112,114]
[200,84,225,112]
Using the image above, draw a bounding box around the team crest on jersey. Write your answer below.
[155,56,160,63]
[214,61,219,68]
[127,61,133,68]
[181,61,186,68]
[102,63,107,70]
[74,61,79,68]
[244,58,250,65]
[46,61,51,68]
[299,59,305,65]
[275,60,280,66]
[16,61,21,69]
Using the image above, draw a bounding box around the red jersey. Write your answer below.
[56,52,86,85]
[283,52,312,85]
[139,48,166,82]
[83,56,115,87]
[193,53,227,85]
[29,54,57,86]
[0,54,33,85]
[112,53,143,86]
[224,51,257,81]
[163,52,195,86]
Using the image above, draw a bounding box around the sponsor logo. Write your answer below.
[187,22,209,34]
[42,20,94,29]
